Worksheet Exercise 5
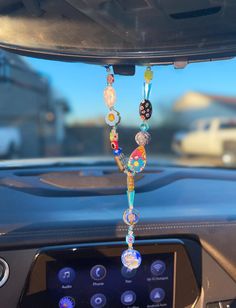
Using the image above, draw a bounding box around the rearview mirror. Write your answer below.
[0,0,236,64]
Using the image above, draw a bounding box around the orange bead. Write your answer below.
[127,174,134,192]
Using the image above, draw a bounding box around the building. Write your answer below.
[0,51,68,158]
[173,91,236,128]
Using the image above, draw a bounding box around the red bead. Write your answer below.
[111,141,119,150]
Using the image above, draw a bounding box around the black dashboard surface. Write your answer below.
[0,163,235,285]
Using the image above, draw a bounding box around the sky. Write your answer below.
[24,56,236,126]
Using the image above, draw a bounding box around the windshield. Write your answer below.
[1,50,236,168]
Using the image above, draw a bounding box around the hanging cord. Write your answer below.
[103,66,153,269]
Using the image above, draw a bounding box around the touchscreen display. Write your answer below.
[44,252,174,308]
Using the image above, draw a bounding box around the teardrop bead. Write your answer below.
[143,82,152,100]
[128,146,146,173]
[127,190,135,207]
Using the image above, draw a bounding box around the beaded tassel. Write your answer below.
[104,66,153,270]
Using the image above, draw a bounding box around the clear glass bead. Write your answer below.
[121,249,142,269]
[123,208,140,226]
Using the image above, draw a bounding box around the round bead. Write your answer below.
[123,208,139,226]
[121,249,142,270]
[105,110,121,126]
[139,99,152,120]
[104,85,116,108]
[126,234,135,245]
[140,122,149,131]
[135,131,151,146]
[107,74,114,85]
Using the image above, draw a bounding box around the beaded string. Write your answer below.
[104,66,153,270]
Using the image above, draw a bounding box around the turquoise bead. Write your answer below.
[127,190,135,207]
[140,122,149,132]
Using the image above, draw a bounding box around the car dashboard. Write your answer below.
[0,163,235,307]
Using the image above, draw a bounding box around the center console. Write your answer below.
[19,240,199,308]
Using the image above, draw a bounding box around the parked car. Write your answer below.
[0,127,21,158]
[172,118,236,163]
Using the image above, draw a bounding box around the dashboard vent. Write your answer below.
[170,6,222,19]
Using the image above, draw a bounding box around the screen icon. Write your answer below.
[59,296,75,308]
[150,260,166,276]
[121,290,136,306]
[121,266,137,279]
[90,265,107,281]
[150,288,165,303]
[58,267,76,284]
[90,293,107,308]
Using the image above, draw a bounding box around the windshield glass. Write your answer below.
[1,50,236,168]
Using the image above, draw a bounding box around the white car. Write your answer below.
[172,118,236,163]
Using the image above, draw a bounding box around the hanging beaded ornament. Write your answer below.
[104,66,153,270]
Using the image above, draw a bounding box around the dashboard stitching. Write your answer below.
[1,223,236,238]
[117,223,236,231]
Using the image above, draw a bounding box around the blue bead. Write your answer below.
[113,148,122,156]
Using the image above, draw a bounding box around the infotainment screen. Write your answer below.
[19,241,199,308]
[46,252,174,308]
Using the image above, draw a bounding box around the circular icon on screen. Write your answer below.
[121,290,136,306]
[151,260,166,276]
[90,265,107,281]
[90,293,107,308]
[121,266,137,279]
[59,296,75,308]
[150,288,165,303]
[58,267,76,284]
